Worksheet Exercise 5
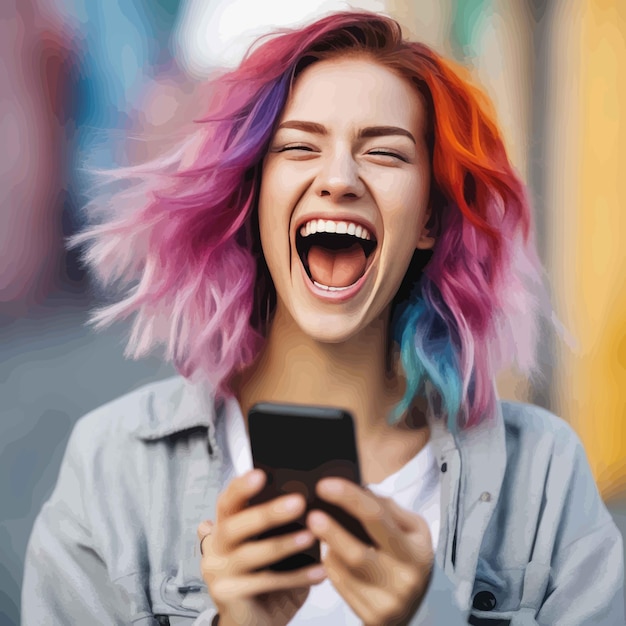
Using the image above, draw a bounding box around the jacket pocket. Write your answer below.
[471,561,526,613]
[469,560,551,624]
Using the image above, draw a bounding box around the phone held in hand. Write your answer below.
[248,402,373,572]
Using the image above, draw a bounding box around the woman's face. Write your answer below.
[258,56,434,343]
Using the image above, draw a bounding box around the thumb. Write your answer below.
[197,520,214,558]
[386,501,433,565]
[386,498,429,534]
[197,519,214,541]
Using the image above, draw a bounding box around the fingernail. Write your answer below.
[281,495,302,511]
[248,470,264,487]
[307,565,326,580]
[308,511,327,530]
[294,531,313,546]
[320,479,342,494]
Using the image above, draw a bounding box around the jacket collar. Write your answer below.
[131,377,457,445]
[131,377,216,440]
[423,380,507,494]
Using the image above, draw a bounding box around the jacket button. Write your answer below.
[441,462,447,473]
[472,590,497,611]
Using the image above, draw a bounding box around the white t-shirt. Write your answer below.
[216,397,441,624]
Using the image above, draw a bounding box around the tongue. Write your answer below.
[308,243,367,288]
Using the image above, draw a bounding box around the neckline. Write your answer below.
[369,439,437,495]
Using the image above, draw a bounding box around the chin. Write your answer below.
[293,311,368,345]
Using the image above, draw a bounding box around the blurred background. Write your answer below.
[1,0,625,623]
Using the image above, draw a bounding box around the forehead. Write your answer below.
[281,56,426,134]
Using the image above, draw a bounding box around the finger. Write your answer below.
[382,500,434,566]
[312,510,429,591]
[323,553,369,609]
[229,529,316,574]
[307,510,382,582]
[321,552,386,623]
[385,497,428,534]
[323,551,416,626]
[210,563,327,603]
[217,493,307,551]
[216,470,266,522]
[315,479,404,557]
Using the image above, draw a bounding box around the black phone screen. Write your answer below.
[248,402,373,572]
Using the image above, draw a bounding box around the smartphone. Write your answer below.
[247,402,373,572]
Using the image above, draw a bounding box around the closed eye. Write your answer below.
[278,145,315,152]
[367,150,409,163]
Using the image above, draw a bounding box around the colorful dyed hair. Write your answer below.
[72,11,546,431]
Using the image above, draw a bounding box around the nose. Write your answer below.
[314,148,365,200]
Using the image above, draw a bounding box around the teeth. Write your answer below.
[299,219,372,240]
[313,280,353,292]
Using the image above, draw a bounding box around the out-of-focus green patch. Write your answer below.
[450,0,492,60]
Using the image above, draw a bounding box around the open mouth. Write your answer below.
[295,219,378,291]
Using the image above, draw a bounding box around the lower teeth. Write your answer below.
[312,280,353,292]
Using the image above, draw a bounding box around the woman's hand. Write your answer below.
[198,470,327,626]
[307,478,434,626]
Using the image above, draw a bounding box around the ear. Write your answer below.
[415,208,436,251]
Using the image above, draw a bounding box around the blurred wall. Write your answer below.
[545,0,626,501]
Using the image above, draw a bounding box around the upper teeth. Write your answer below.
[299,219,372,240]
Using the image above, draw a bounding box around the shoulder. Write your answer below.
[499,400,583,454]
[498,400,589,485]
[497,401,614,544]
[46,377,222,589]
[61,375,217,519]
[64,376,214,478]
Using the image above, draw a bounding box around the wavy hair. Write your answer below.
[72,11,546,431]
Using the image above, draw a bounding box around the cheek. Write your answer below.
[390,176,430,243]
[258,213,281,275]
[401,170,430,206]
[258,162,299,230]
[258,176,281,244]
[257,189,290,280]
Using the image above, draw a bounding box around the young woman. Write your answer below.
[22,11,624,626]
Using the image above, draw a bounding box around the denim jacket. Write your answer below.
[22,376,625,625]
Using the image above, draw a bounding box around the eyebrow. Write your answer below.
[276,120,416,144]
